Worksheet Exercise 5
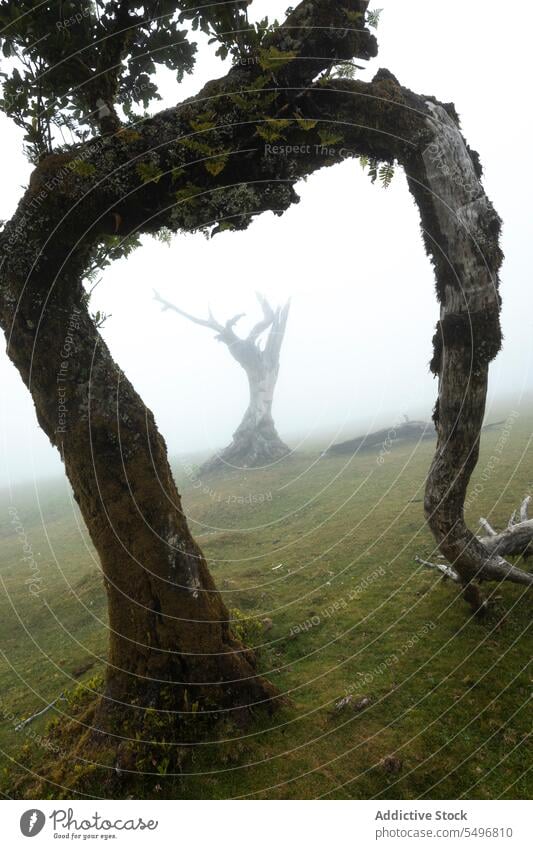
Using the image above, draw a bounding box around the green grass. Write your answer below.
[0,409,531,799]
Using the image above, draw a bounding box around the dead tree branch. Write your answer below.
[417,496,533,609]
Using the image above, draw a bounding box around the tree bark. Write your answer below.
[0,0,381,742]
[290,75,532,606]
[0,234,278,735]
[405,102,532,606]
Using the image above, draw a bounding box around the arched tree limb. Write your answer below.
[2,0,530,744]
[1,0,379,735]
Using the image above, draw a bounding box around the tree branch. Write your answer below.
[224,312,246,331]
[153,290,224,333]
[247,293,275,343]
[479,517,497,537]
[88,0,140,134]
[265,299,291,366]
[479,497,533,559]
[415,556,461,583]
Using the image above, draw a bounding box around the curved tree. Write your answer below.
[154,291,290,471]
[0,0,531,764]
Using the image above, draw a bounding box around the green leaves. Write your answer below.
[178,135,214,157]
[136,161,164,185]
[256,118,293,142]
[83,233,142,292]
[379,162,395,188]
[258,45,298,72]
[318,128,344,146]
[70,160,97,179]
[342,5,382,31]
[171,167,186,183]
[204,155,228,177]
[0,1,199,159]
[360,156,396,188]
[325,60,361,81]
[295,114,318,131]
[211,221,236,237]
[174,185,200,205]
[228,86,277,113]
[180,1,267,64]
[92,310,111,329]
[343,8,365,24]
[367,8,384,29]
[116,129,142,145]
[189,111,217,133]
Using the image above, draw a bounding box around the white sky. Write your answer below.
[1,0,532,487]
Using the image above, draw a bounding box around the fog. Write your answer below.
[1,0,532,489]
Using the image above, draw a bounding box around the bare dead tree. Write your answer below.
[154,291,290,472]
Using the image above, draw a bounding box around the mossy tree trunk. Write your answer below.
[0,0,379,744]
[0,235,278,733]
[404,101,533,608]
[292,73,532,607]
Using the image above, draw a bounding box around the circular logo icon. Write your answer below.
[20,810,46,837]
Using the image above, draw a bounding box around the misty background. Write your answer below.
[1,0,532,489]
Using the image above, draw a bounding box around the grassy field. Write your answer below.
[0,408,531,800]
